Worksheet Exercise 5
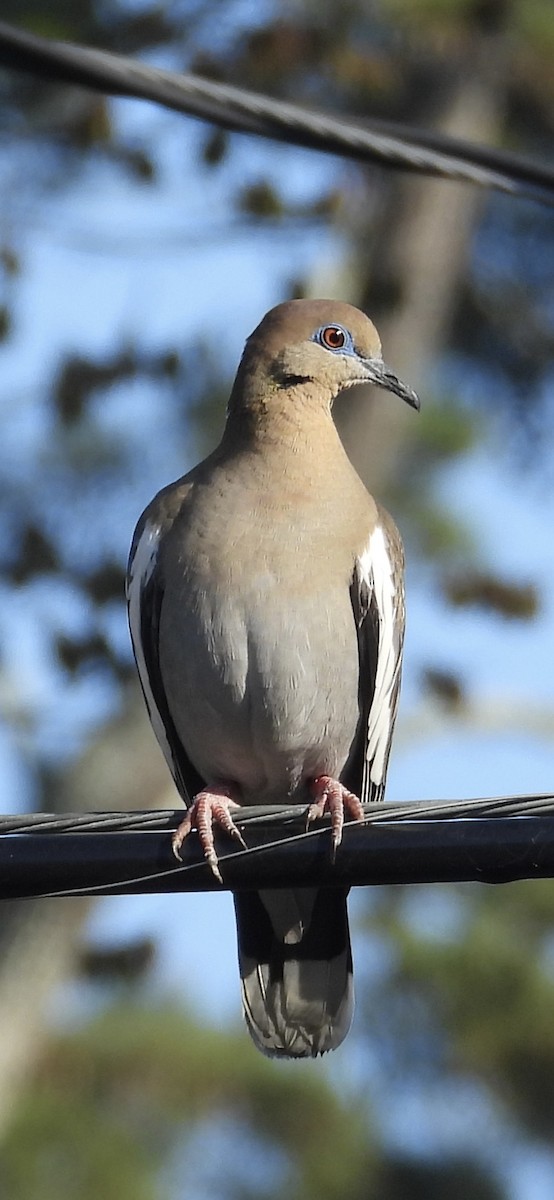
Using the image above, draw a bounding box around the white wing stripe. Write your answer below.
[126,520,174,770]
[358,524,398,789]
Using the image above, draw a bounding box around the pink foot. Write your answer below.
[172,786,246,884]
[307,776,364,858]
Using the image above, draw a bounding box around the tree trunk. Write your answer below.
[333,69,505,492]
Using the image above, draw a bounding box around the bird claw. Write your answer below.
[172,788,246,883]
[307,776,364,860]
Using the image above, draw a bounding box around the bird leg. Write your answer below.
[172,786,247,885]
[307,776,365,859]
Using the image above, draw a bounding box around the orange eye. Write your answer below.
[321,325,346,350]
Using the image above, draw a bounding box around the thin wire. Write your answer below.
[1,21,554,206]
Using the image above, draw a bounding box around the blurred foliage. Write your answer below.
[11,526,59,583]
[365,877,554,1142]
[445,570,540,618]
[0,1,553,1198]
[1,1092,155,1200]
[53,346,181,427]
[0,976,519,1198]
[55,631,119,675]
[422,665,466,708]
[390,398,482,558]
[0,935,516,1198]
[77,936,156,983]
[0,1001,373,1200]
[377,1155,505,1200]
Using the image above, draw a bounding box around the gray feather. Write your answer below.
[234,888,353,1057]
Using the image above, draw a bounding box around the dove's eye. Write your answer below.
[320,325,347,350]
[312,324,355,354]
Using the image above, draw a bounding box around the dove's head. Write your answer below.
[228,299,419,427]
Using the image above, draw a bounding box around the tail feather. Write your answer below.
[233,888,353,1058]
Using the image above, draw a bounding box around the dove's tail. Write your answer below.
[233,887,353,1058]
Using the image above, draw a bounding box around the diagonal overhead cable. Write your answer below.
[1,20,554,206]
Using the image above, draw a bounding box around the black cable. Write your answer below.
[1,21,554,206]
[2,795,554,899]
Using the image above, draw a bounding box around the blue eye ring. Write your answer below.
[313,323,353,353]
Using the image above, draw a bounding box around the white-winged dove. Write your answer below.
[126,299,419,1058]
